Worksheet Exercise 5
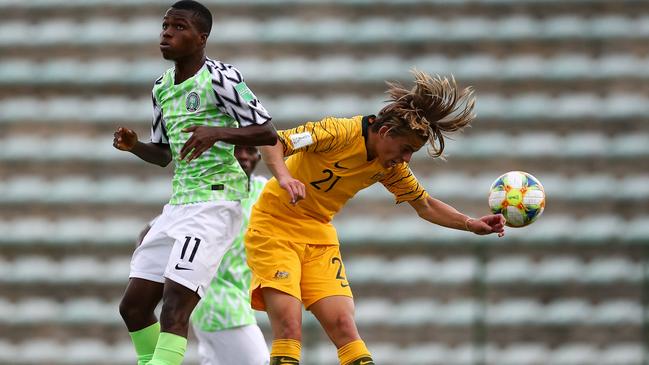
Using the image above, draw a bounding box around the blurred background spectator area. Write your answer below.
[0,0,648,364]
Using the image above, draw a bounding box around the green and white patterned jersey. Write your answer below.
[191,175,267,331]
[151,58,271,204]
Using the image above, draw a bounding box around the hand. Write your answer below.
[467,214,506,237]
[278,176,306,205]
[113,127,138,151]
[180,126,219,162]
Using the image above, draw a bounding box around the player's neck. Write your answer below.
[173,54,206,85]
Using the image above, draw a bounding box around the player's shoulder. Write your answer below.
[317,115,364,136]
[205,57,244,84]
[151,68,173,96]
[381,161,414,180]
[155,67,174,85]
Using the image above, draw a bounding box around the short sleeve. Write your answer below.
[207,60,272,127]
[277,117,356,157]
[150,87,168,144]
[380,163,429,204]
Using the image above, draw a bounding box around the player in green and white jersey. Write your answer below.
[113,2,277,365]
[190,145,269,365]
[137,146,270,365]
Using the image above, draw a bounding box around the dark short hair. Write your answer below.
[171,0,213,35]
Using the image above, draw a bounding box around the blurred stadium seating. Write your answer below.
[0,0,648,364]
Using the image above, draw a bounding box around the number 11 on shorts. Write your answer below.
[181,236,201,262]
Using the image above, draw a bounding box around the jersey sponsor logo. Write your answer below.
[273,270,290,279]
[234,82,256,103]
[289,132,313,149]
[186,91,200,112]
[175,263,193,271]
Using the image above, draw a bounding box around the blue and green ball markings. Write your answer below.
[488,171,545,227]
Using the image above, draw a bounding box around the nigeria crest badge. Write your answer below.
[186,91,200,112]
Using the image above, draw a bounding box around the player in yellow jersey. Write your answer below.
[246,71,506,365]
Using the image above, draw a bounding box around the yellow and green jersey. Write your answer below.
[151,58,271,204]
[249,115,429,245]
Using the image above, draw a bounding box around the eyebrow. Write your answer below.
[163,16,191,25]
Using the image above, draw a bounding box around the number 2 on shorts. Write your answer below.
[331,257,349,287]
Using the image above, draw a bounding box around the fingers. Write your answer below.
[282,180,306,204]
[294,181,306,203]
[288,182,303,204]
[470,214,506,237]
[112,133,124,150]
[482,214,504,226]
[179,127,210,161]
[286,184,298,204]
[181,140,211,162]
[179,137,196,160]
[113,127,137,151]
[488,215,506,237]
[186,144,208,162]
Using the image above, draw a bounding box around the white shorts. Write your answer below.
[130,201,242,298]
[192,324,270,365]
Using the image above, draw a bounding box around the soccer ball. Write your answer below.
[488,171,545,227]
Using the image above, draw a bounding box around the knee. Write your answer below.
[119,297,147,323]
[336,314,357,334]
[275,315,302,340]
[329,313,358,338]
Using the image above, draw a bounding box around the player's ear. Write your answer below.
[378,125,391,139]
[199,33,208,46]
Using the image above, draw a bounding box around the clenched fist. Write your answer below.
[113,127,138,151]
[467,214,506,237]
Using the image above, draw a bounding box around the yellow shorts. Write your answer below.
[245,228,353,311]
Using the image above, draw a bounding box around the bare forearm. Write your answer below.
[130,141,172,167]
[410,194,506,236]
[261,139,306,204]
[211,124,277,146]
[260,140,292,180]
[412,196,471,231]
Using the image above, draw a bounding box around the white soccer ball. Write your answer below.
[488,171,546,227]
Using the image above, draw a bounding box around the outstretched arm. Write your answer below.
[409,195,505,236]
[179,123,277,162]
[113,127,172,167]
[260,139,305,205]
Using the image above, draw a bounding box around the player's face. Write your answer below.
[234,145,261,177]
[159,9,205,60]
[375,127,426,168]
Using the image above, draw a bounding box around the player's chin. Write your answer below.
[159,48,177,60]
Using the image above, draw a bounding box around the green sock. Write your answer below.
[129,322,160,365]
[146,332,187,365]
